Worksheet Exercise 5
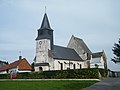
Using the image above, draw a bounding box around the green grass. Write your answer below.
[0,80,98,90]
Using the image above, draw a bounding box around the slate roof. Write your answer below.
[49,45,83,61]
[40,13,51,29]
[36,13,53,41]
[34,63,49,67]
[0,58,32,71]
[92,52,103,58]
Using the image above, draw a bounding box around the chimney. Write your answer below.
[19,56,22,60]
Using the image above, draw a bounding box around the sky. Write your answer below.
[0,0,120,71]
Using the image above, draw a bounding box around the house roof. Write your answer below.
[49,45,83,61]
[18,58,32,70]
[92,52,103,58]
[92,51,107,59]
[0,58,32,72]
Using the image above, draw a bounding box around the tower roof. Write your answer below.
[36,12,54,49]
[40,13,51,29]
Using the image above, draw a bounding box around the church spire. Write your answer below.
[36,12,54,50]
[40,13,51,29]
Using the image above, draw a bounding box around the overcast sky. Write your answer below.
[0,0,120,71]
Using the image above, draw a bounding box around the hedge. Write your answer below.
[0,68,108,79]
[0,74,10,79]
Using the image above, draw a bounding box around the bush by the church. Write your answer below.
[54,68,100,79]
[99,68,108,77]
[17,68,107,79]
[0,68,108,79]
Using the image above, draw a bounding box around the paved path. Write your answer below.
[83,78,120,90]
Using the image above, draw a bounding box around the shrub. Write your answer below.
[0,74,10,79]
[0,68,108,79]
[98,68,108,77]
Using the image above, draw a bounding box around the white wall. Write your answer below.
[90,56,105,69]
[0,71,7,74]
[35,39,51,72]
[48,57,54,70]
[0,67,32,74]
[36,39,50,63]
[18,70,31,73]
[67,36,88,60]
[35,66,50,71]
[9,68,18,73]
[34,67,39,72]
[54,59,87,70]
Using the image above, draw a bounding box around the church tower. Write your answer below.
[34,13,54,71]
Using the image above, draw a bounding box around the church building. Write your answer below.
[34,13,107,72]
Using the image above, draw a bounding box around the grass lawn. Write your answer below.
[0,80,98,90]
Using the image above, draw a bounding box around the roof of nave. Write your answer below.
[49,45,83,61]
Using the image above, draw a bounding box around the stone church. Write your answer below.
[34,13,107,72]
